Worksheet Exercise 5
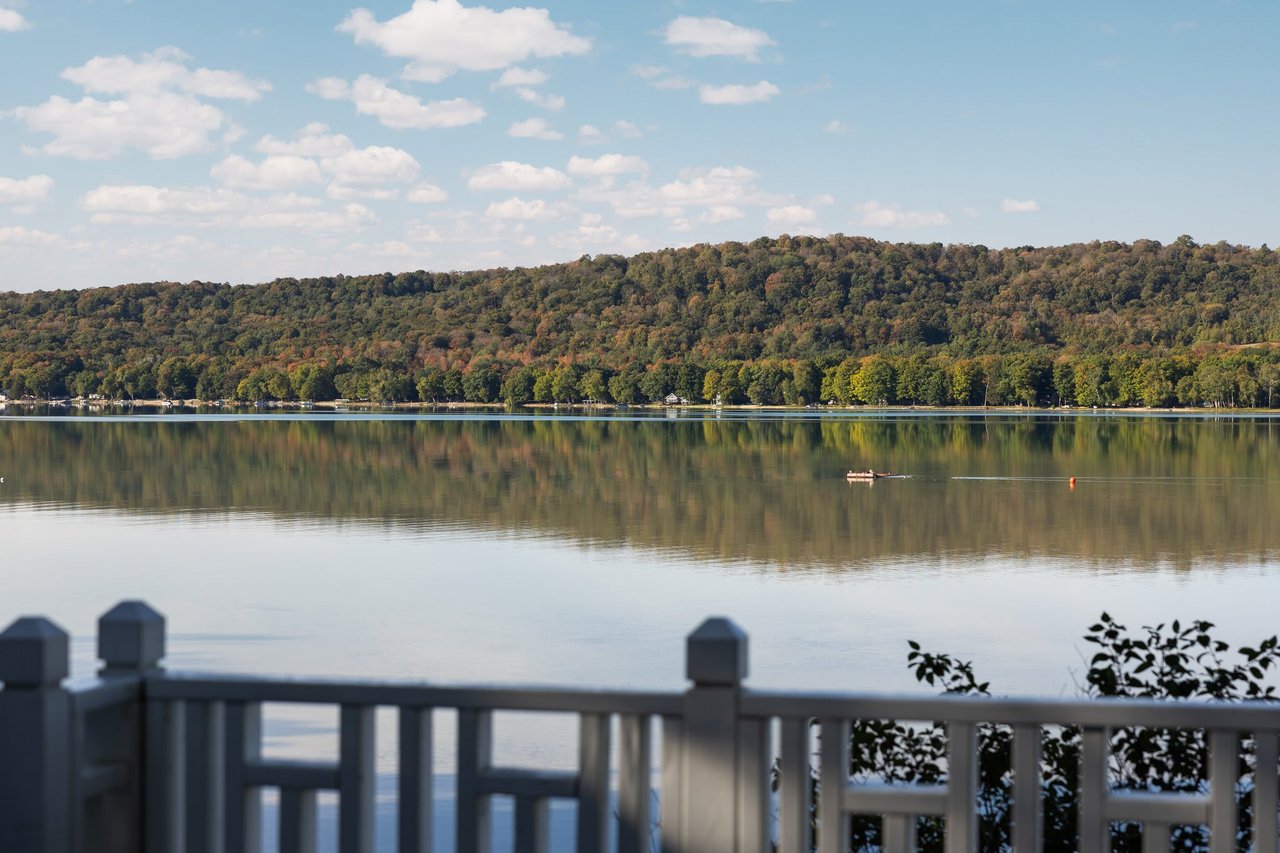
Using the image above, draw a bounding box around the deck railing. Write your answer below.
[2,601,1279,852]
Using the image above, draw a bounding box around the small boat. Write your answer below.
[846,469,894,480]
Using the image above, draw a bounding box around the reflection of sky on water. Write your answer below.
[6,499,1279,850]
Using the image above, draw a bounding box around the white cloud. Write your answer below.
[856,201,950,229]
[1001,197,1039,213]
[467,161,570,191]
[698,81,780,105]
[508,118,563,140]
[824,119,848,134]
[0,175,53,205]
[0,8,31,31]
[308,75,485,130]
[514,87,565,111]
[408,184,448,203]
[631,64,693,90]
[211,155,323,190]
[62,48,269,100]
[492,67,548,88]
[703,206,745,224]
[337,0,590,83]
[567,154,649,178]
[484,197,557,220]
[80,183,378,232]
[0,226,60,246]
[14,50,268,160]
[664,16,775,60]
[322,146,420,187]
[659,166,778,207]
[614,120,642,138]
[256,123,354,158]
[767,204,817,226]
[578,124,603,144]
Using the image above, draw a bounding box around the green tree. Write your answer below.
[500,366,536,405]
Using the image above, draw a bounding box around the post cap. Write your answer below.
[98,600,165,673]
[0,616,70,687]
[686,617,748,686]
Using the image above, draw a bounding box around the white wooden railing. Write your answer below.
[2,601,1279,852]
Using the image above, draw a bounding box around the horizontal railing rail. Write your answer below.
[3,601,1279,853]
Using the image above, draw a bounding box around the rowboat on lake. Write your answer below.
[846,469,894,480]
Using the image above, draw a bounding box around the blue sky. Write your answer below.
[1,0,1276,292]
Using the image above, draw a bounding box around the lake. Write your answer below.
[2,410,1278,846]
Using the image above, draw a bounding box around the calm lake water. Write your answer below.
[2,409,1279,846]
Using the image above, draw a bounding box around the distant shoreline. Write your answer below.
[2,397,1279,416]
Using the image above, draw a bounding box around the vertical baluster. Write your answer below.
[340,705,376,853]
[819,719,850,853]
[737,717,769,853]
[145,697,185,853]
[945,722,977,853]
[577,712,610,853]
[660,716,683,853]
[187,700,226,853]
[1142,822,1169,853]
[1254,731,1278,853]
[457,709,492,853]
[399,706,433,853]
[617,714,651,853]
[778,717,812,853]
[1208,730,1237,853]
[280,788,319,853]
[1013,723,1042,853]
[514,796,551,853]
[225,701,263,853]
[883,815,916,853]
[1079,726,1110,853]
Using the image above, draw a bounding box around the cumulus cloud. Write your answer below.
[308,75,485,130]
[256,123,354,158]
[659,165,779,207]
[631,64,693,90]
[0,226,60,246]
[492,67,548,88]
[824,119,848,134]
[484,197,557,220]
[0,8,31,31]
[702,206,745,224]
[567,154,649,178]
[578,124,603,144]
[467,161,570,191]
[0,175,53,206]
[1001,197,1039,213]
[322,146,420,187]
[211,155,323,190]
[698,81,780,105]
[614,120,642,138]
[62,48,270,100]
[767,205,817,226]
[857,201,950,228]
[508,118,563,140]
[664,16,775,60]
[14,49,270,159]
[337,0,590,82]
[80,183,377,231]
[513,87,565,111]
[407,184,448,203]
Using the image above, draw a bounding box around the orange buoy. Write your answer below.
[1069,477,1077,490]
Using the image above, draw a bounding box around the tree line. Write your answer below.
[3,233,1280,406]
[3,349,1280,409]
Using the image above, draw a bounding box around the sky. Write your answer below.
[0,0,1277,293]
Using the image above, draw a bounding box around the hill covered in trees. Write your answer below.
[3,233,1280,407]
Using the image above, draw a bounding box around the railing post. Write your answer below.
[681,617,749,853]
[95,601,167,853]
[0,615,72,853]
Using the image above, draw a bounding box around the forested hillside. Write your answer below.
[3,234,1280,407]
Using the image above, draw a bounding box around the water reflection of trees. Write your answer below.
[2,415,1277,570]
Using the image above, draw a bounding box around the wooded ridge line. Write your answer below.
[2,233,1279,407]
